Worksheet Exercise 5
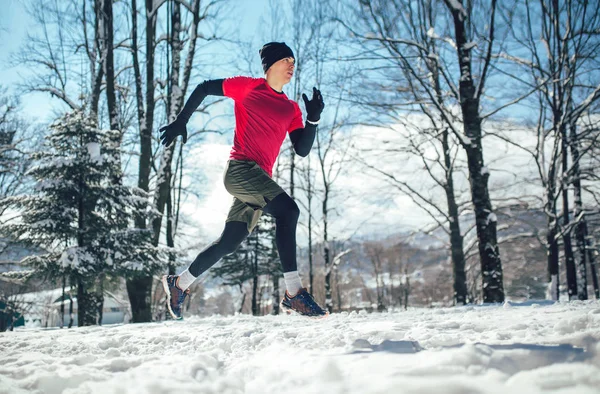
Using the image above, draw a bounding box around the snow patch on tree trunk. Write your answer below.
[447,0,468,21]
[546,275,558,300]
[463,41,477,50]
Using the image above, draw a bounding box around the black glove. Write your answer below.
[302,87,325,122]
[159,118,187,147]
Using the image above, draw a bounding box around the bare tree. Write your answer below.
[499,0,600,300]
[339,0,505,303]
[384,242,419,309]
[0,90,34,210]
[98,0,123,186]
[331,248,351,311]
[12,0,110,119]
[570,119,599,299]
[364,241,387,311]
[151,0,229,286]
[315,98,353,313]
[310,4,353,313]
[124,0,160,322]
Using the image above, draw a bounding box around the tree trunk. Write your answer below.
[96,277,104,326]
[60,274,65,328]
[428,31,468,306]
[68,287,74,328]
[560,124,577,300]
[272,274,280,315]
[308,170,314,294]
[90,0,104,120]
[323,186,332,312]
[153,0,182,246]
[252,275,259,316]
[100,0,118,131]
[546,201,560,300]
[446,0,504,303]
[77,280,86,327]
[442,128,468,304]
[573,219,591,300]
[76,159,96,327]
[238,290,246,314]
[132,0,152,206]
[166,190,176,275]
[126,275,153,322]
[375,262,385,312]
[404,272,410,310]
[152,0,201,249]
[77,279,98,327]
[99,0,122,186]
[587,227,600,299]
[125,0,158,322]
[335,263,342,311]
[252,250,259,316]
[569,122,588,300]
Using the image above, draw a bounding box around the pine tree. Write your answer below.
[0,110,157,326]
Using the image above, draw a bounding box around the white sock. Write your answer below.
[177,269,196,291]
[283,271,303,296]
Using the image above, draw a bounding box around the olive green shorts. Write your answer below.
[223,159,285,233]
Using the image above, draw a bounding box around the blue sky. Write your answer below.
[1,1,40,111]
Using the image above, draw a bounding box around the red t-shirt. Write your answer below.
[222,76,304,177]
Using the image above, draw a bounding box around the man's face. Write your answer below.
[267,57,295,84]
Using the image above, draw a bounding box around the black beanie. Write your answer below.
[259,42,294,73]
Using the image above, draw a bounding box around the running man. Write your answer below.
[159,42,326,318]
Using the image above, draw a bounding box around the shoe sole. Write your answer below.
[161,275,181,320]
[279,301,329,319]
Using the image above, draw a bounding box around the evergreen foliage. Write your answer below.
[0,110,160,325]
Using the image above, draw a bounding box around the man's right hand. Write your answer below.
[159,118,188,147]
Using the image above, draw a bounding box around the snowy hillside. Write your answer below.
[1,300,599,394]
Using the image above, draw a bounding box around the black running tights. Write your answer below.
[188,193,299,277]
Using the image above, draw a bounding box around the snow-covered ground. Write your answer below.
[1,300,599,394]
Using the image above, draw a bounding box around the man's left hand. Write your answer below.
[302,87,325,123]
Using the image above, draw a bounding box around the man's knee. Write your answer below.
[221,241,241,255]
[218,221,248,254]
[266,193,300,223]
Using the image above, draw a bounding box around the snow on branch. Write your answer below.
[426,27,457,50]
[569,84,600,124]
[463,41,477,51]
[492,53,546,75]
[36,87,80,111]
[332,249,352,268]
[446,0,468,21]
[325,249,353,275]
